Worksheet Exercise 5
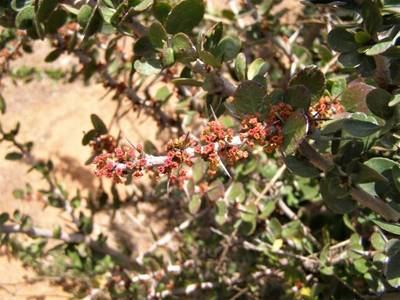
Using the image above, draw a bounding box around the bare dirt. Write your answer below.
[0,41,166,299]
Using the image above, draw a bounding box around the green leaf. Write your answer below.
[286,85,311,110]
[172,78,203,87]
[134,36,156,57]
[0,212,9,225]
[15,5,34,29]
[90,114,108,134]
[215,200,227,225]
[152,1,171,23]
[373,219,400,235]
[342,119,380,137]
[241,202,257,222]
[338,51,363,68]
[366,88,394,119]
[320,175,356,214]
[192,159,207,183]
[329,77,346,97]
[327,28,358,53]
[215,35,241,62]
[282,112,307,155]
[198,50,220,67]
[389,94,400,107]
[11,0,32,11]
[232,80,265,114]
[82,129,97,145]
[371,231,386,251]
[360,158,400,201]
[44,9,68,34]
[154,86,171,102]
[5,152,23,160]
[161,47,174,66]
[341,80,373,112]
[189,194,201,214]
[226,182,245,203]
[361,0,382,35]
[99,4,115,24]
[234,52,246,81]
[392,165,400,193]
[355,31,371,45]
[132,0,153,12]
[134,58,162,76]
[247,58,268,81]
[148,21,168,49]
[207,179,225,202]
[13,189,24,199]
[82,5,103,40]
[203,22,223,52]
[384,243,400,289]
[37,0,58,22]
[284,156,320,178]
[365,41,393,56]
[289,66,325,102]
[0,93,6,114]
[77,4,93,28]
[349,162,387,184]
[172,33,197,63]
[44,49,63,62]
[165,0,205,34]
[53,225,61,238]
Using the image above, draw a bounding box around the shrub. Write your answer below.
[1,0,400,298]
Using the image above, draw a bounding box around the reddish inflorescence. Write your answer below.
[195,121,243,175]
[263,103,294,153]
[94,145,146,183]
[90,134,117,154]
[156,136,195,188]
[310,96,345,120]
[93,103,298,186]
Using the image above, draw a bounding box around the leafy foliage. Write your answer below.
[1,0,400,298]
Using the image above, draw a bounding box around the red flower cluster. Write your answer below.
[310,96,345,120]
[156,136,195,188]
[90,134,117,154]
[263,103,294,153]
[93,103,297,185]
[240,116,267,147]
[94,145,146,183]
[194,121,244,175]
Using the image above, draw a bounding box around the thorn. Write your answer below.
[209,105,218,121]
[218,157,232,179]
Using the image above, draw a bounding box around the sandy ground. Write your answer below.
[0,41,166,299]
[0,0,303,298]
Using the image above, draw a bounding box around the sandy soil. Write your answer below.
[0,41,166,299]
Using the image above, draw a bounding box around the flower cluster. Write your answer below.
[240,116,267,147]
[90,134,117,154]
[195,121,240,175]
[156,136,195,188]
[310,96,345,120]
[264,103,294,153]
[94,145,147,183]
[93,103,296,185]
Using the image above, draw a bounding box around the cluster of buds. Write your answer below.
[156,136,196,188]
[194,121,241,175]
[240,116,267,147]
[263,103,294,153]
[89,134,117,154]
[94,145,147,183]
[95,102,351,185]
[309,96,345,120]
